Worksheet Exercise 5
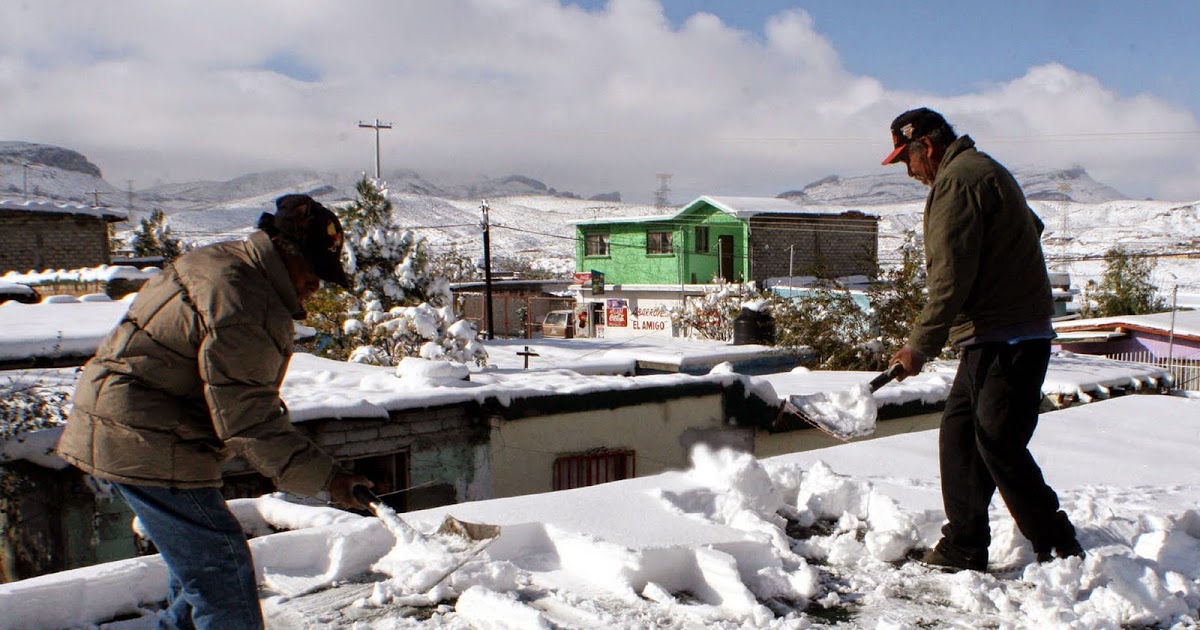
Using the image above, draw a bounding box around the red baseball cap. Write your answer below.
[882,107,951,165]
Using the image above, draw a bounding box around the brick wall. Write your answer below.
[0,210,112,274]
[748,211,878,281]
[219,405,489,510]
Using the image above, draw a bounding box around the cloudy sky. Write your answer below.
[3,0,1198,203]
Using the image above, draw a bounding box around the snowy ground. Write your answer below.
[1,393,1197,629]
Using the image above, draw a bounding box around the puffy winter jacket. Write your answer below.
[56,230,338,496]
[907,135,1054,358]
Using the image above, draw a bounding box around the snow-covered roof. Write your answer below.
[1054,308,1200,340]
[0,198,127,221]
[569,195,873,226]
[0,294,135,362]
[0,281,35,297]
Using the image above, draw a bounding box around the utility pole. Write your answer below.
[1167,284,1178,367]
[88,189,103,206]
[22,163,32,198]
[357,118,393,179]
[481,200,495,340]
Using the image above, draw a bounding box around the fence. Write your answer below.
[1104,350,1200,391]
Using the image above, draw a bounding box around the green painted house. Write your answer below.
[573,196,879,286]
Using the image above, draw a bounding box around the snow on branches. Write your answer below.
[334,177,487,367]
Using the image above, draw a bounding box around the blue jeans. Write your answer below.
[115,483,263,630]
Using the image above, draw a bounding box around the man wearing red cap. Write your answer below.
[882,108,1083,572]
[58,194,371,629]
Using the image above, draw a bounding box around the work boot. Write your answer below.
[1035,539,1085,563]
[920,546,986,572]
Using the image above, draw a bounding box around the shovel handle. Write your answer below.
[353,484,381,507]
[869,363,904,391]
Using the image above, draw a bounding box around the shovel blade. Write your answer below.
[435,515,501,543]
[772,366,903,440]
[788,389,878,440]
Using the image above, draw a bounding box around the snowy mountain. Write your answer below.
[2,141,1197,295]
[781,166,1127,206]
[0,141,122,205]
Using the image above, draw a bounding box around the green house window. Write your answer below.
[694,226,710,253]
[647,230,673,254]
[585,233,610,256]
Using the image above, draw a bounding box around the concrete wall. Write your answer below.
[487,392,751,498]
[0,211,112,274]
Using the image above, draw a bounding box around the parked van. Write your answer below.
[542,310,575,338]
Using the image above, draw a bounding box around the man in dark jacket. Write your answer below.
[882,108,1083,572]
[58,194,372,629]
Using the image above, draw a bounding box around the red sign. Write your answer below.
[607,307,628,327]
[573,272,592,285]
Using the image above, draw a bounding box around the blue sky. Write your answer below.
[2,1,1197,202]
[586,0,1200,115]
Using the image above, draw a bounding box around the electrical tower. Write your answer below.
[654,173,672,210]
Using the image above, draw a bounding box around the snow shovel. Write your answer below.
[771,364,903,441]
[353,486,501,593]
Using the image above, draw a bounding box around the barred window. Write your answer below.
[553,449,635,490]
[646,231,673,254]
[585,233,610,256]
[694,226,710,253]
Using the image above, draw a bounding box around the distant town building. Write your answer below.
[569,196,879,339]
[0,199,126,274]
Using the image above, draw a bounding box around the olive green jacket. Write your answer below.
[908,135,1054,358]
[56,231,338,496]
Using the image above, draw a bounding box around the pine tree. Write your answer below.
[1080,247,1168,317]
[131,209,182,262]
[331,176,487,366]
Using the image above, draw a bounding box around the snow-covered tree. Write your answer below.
[131,209,182,262]
[1080,247,1169,317]
[671,281,756,341]
[335,177,487,366]
[769,279,874,369]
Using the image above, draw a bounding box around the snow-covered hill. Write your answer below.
[838,198,1200,296]
[3,141,1197,296]
[782,166,1126,206]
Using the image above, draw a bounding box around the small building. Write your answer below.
[0,200,127,274]
[1053,309,1200,390]
[451,279,575,338]
[570,196,879,338]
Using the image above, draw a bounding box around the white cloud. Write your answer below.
[1,0,1196,201]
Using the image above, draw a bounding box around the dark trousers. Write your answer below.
[936,339,1076,567]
